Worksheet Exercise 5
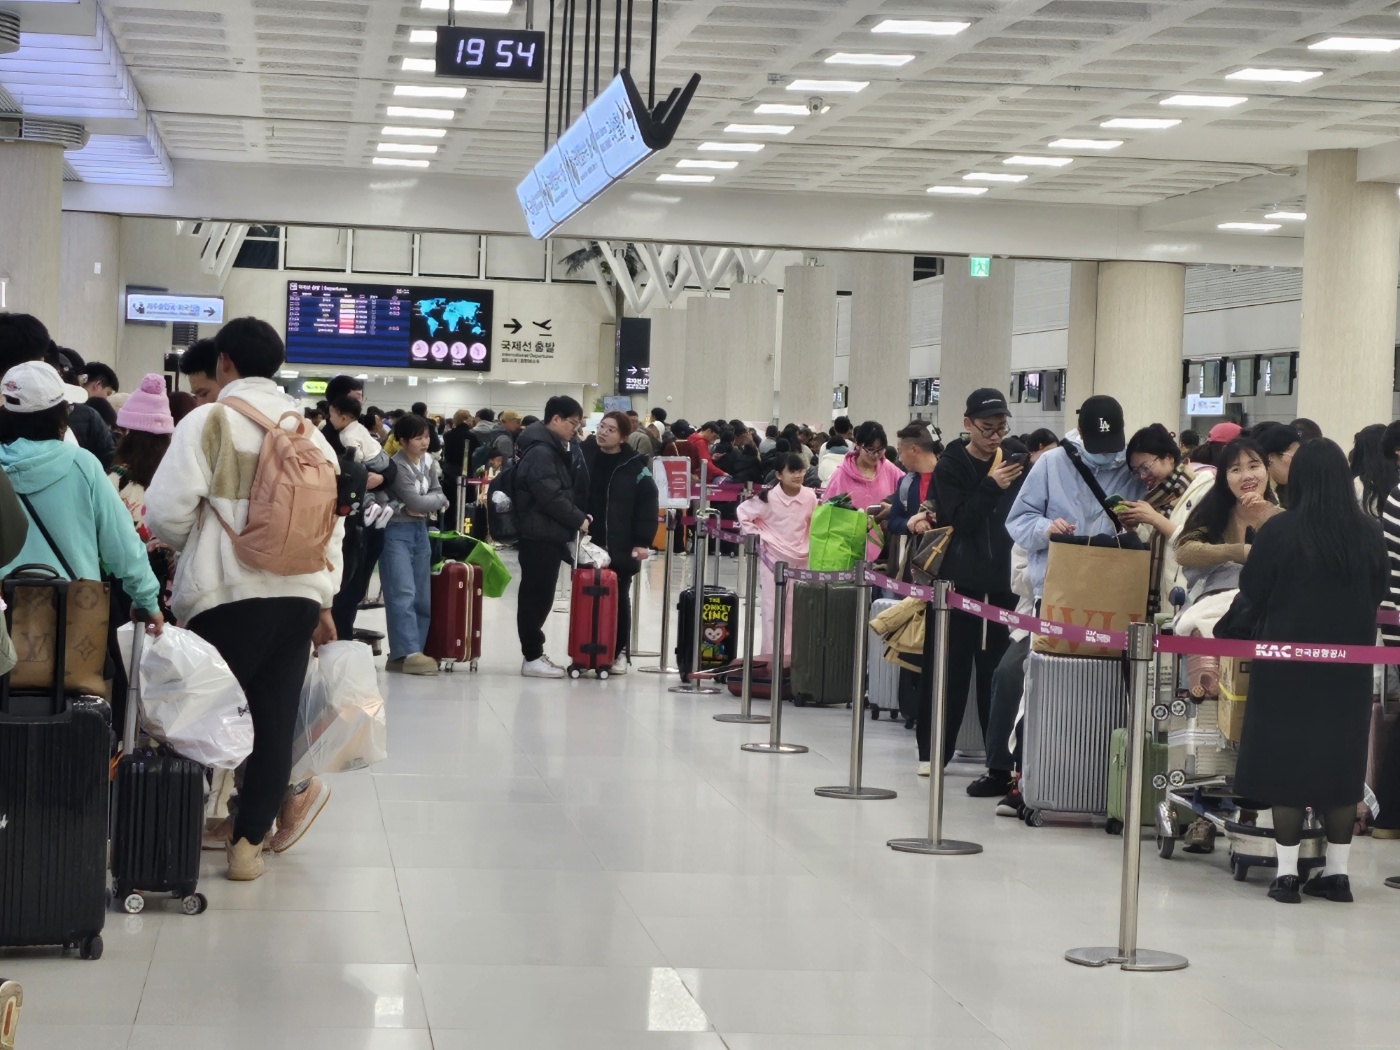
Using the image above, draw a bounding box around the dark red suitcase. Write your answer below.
[425,561,483,672]
[567,566,619,678]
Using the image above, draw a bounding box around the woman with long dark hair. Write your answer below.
[1251,421,1300,509]
[1351,422,1395,519]
[1230,440,1387,903]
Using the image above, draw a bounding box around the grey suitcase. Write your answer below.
[791,582,858,706]
[1020,652,1127,825]
[867,598,902,720]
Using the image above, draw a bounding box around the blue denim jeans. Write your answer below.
[380,519,432,661]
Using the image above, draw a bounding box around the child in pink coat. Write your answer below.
[737,454,816,658]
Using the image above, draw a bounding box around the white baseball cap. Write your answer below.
[1,361,88,414]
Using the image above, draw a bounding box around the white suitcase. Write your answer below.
[867,598,903,721]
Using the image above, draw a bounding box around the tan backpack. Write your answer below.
[215,397,338,575]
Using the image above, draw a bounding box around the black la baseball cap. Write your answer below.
[1078,395,1126,454]
[964,388,1011,420]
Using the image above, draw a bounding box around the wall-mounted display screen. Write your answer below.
[1263,353,1294,396]
[285,281,493,371]
[1229,356,1258,396]
[1023,372,1042,404]
[1200,359,1224,398]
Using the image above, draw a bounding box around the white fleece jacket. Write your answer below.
[145,377,345,624]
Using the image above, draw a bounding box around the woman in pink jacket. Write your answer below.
[823,420,904,559]
[737,455,816,657]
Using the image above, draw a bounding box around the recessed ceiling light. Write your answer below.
[378,142,438,154]
[825,52,916,67]
[1309,36,1400,52]
[1101,117,1181,129]
[1265,211,1307,221]
[373,157,430,168]
[657,174,716,183]
[1049,138,1123,150]
[928,185,988,195]
[409,29,438,44]
[871,19,971,36]
[786,79,869,93]
[382,126,447,138]
[724,123,794,135]
[394,85,467,98]
[963,172,1027,183]
[386,106,455,120]
[1218,222,1281,232]
[677,159,738,169]
[886,211,933,220]
[1159,94,1248,108]
[1003,155,1073,167]
[507,380,530,385]
[401,57,437,72]
[699,141,765,152]
[1227,67,1323,83]
[754,103,820,116]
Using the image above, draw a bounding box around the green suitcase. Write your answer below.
[790,582,858,707]
[1107,727,1168,830]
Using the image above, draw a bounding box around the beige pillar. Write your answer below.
[1092,261,1186,434]
[1297,149,1400,440]
[683,295,725,420]
[644,306,687,417]
[724,282,778,422]
[779,264,837,427]
[940,258,1014,435]
[0,141,65,323]
[848,252,912,434]
[1065,261,1100,432]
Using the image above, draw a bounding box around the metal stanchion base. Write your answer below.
[816,786,897,800]
[638,665,680,675]
[714,713,770,724]
[668,682,722,695]
[630,649,661,658]
[1065,947,1189,972]
[741,742,808,754]
[886,837,983,855]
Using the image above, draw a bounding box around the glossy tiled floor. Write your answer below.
[7,551,1400,1049]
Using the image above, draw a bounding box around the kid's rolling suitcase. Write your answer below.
[867,597,902,720]
[723,659,791,701]
[567,557,619,679]
[1106,726,1169,835]
[111,620,207,917]
[791,582,858,707]
[425,561,484,672]
[675,585,739,681]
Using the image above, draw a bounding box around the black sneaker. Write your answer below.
[1303,874,1353,902]
[996,788,1022,818]
[1268,875,1301,903]
[966,772,1013,798]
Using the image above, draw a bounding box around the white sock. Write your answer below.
[1326,842,1350,877]
[1276,843,1300,879]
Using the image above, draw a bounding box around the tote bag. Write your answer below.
[808,502,869,572]
[1033,535,1150,659]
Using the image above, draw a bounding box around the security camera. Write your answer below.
[807,97,824,115]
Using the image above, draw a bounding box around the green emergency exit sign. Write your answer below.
[969,256,991,278]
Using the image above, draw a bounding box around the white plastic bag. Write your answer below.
[117,622,254,770]
[577,536,611,568]
[291,641,387,781]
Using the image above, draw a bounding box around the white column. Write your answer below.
[1297,149,1400,440]
[939,258,1014,434]
[644,305,687,417]
[1064,261,1100,432]
[723,281,778,423]
[848,253,912,433]
[683,295,724,420]
[1093,261,1186,434]
[0,141,65,322]
[778,263,837,427]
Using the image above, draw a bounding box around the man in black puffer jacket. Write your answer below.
[513,396,588,678]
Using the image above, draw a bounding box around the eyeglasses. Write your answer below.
[973,421,1009,437]
[1130,461,1159,479]
[860,444,886,456]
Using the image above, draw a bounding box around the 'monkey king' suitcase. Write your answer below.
[867,597,902,720]
[568,565,619,677]
[676,585,739,681]
[791,582,858,707]
[1020,652,1127,824]
[425,561,484,672]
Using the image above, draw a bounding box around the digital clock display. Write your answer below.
[435,26,546,83]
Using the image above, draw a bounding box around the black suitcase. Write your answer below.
[675,585,739,681]
[110,622,207,916]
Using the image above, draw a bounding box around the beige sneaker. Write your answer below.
[202,816,233,852]
[403,652,440,676]
[268,778,331,854]
[0,978,22,1050]
[226,837,265,881]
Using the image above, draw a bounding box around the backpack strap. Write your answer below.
[219,396,277,432]
[1058,438,1125,531]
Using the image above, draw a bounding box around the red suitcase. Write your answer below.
[567,566,619,679]
[425,561,483,672]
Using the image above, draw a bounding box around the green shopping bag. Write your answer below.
[464,537,512,598]
[807,501,869,572]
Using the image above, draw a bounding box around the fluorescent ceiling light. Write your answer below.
[423,0,512,10]
[1227,67,1323,83]
[677,159,738,169]
[378,142,438,153]
[1265,211,1307,221]
[1101,117,1181,129]
[1003,155,1073,167]
[657,174,715,183]
[507,380,530,385]
[279,370,299,379]
[1160,94,1248,108]
[1218,222,1281,231]
[394,84,467,99]
[698,141,764,152]
[886,211,932,221]
[1049,138,1123,150]
[754,103,817,116]
[386,106,455,119]
[724,123,794,135]
[786,79,869,93]
[382,126,447,138]
[409,29,438,44]
[1309,36,1400,52]
[928,185,988,195]
[963,172,1027,183]
[871,19,971,36]
[373,157,430,168]
[401,57,437,72]
[826,52,916,67]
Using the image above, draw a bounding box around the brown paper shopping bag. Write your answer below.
[1033,536,1150,659]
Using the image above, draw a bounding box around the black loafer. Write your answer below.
[1268,875,1301,903]
[1303,874,1353,902]
[966,772,1013,798]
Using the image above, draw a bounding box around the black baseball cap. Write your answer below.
[964,388,1011,420]
[1078,395,1126,454]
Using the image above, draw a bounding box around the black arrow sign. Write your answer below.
[533,319,553,331]
[504,318,523,334]
[203,307,216,316]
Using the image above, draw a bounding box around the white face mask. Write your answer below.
[1082,449,1125,469]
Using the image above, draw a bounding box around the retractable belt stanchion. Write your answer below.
[742,560,807,754]
[888,579,981,855]
[629,571,660,659]
[669,509,721,695]
[1067,622,1189,972]
[639,511,681,675]
[817,562,896,800]
[715,533,769,725]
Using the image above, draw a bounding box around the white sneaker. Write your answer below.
[917,762,931,777]
[522,656,566,679]
[609,657,630,676]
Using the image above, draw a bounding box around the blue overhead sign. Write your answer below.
[126,293,224,323]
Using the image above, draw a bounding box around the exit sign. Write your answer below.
[969,256,991,278]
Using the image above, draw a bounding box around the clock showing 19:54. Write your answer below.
[434,26,547,83]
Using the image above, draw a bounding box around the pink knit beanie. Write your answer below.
[117,374,175,435]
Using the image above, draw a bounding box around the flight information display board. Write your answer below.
[285,281,493,371]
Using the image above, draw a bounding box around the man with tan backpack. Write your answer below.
[146,317,343,882]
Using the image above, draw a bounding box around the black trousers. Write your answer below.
[916,594,1013,765]
[188,597,321,846]
[517,538,569,661]
[330,526,384,641]
[614,569,635,662]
